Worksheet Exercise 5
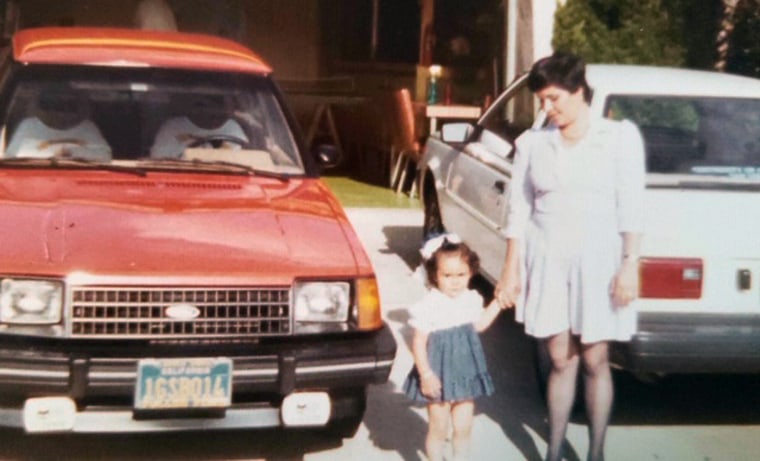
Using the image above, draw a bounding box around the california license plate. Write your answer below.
[134,358,232,410]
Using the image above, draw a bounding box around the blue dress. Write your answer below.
[403,289,495,403]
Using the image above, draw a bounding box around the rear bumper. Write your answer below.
[0,324,396,432]
[610,312,760,374]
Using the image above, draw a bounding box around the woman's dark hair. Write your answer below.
[527,51,592,103]
[424,240,480,288]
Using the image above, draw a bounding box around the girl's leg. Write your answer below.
[544,331,580,461]
[580,341,613,461]
[426,402,451,461]
[450,399,475,461]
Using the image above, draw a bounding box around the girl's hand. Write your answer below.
[611,258,638,307]
[420,371,442,400]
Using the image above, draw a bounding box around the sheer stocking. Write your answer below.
[544,332,580,461]
[581,342,613,461]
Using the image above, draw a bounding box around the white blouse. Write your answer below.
[504,117,646,239]
[408,288,484,333]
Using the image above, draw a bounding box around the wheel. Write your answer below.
[325,387,366,438]
[422,175,444,240]
[326,413,364,439]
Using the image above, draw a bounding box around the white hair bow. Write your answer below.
[420,233,462,261]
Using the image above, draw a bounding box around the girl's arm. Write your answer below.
[473,299,504,332]
[411,328,441,399]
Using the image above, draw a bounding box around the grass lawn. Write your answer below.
[321,175,421,209]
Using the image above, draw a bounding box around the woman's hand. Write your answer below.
[495,268,520,309]
[420,371,442,400]
[611,258,639,307]
[495,238,521,309]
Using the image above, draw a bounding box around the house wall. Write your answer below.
[13,0,322,80]
[241,0,321,80]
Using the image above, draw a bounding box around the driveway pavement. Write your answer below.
[305,207,547,460]
[303,207,760,461]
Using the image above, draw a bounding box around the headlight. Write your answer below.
[294,281,350,323]
[0,279,63,325]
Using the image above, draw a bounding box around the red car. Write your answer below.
[0,27,395,435]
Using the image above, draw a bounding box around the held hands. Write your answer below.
[420,371,442,400]
[611,258,639,307]
[494,269,520,309]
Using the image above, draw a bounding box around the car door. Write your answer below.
[441,75,541,281]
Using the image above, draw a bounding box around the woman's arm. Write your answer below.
[611,232,641,307]
[612,120,646,308]
[495,133,533,308]
[495,238,521,308]
[411,329,441,399]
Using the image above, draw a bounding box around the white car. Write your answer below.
[419,64,760,377]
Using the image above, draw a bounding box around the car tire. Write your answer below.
[422,176,444,240]
[325,387,366,438]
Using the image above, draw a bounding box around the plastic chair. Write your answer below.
[387,88,425,197]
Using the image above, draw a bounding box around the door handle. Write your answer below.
[493,180,506,194]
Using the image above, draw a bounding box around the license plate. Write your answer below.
[135,358,232,410]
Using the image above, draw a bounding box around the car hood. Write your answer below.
[0,172,370,284]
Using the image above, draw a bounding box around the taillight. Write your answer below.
[355,277,382,330]
[639,257,703,299]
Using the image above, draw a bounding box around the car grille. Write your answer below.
[69,287,291,338]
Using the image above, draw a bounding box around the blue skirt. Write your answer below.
[404,323,494,404]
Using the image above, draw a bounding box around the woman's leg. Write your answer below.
[544,331,581,461]
[580,341,613,461]
[450,399,475,460]
[426,401,451,461]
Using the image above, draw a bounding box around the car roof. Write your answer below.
[12,27,272,75]
[586,64,760,98]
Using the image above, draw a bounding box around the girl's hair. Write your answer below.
[424,240,480,288]
[527,51,592,103]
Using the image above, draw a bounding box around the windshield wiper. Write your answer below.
[0,157,147,177]
[137,157,290,181]
[198,160,291,181]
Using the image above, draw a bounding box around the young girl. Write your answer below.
[404,234,505,461]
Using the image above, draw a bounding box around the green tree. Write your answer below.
[553,0,686,65]
[725,0,760,77]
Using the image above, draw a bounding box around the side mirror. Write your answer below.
[441,123,474,143]
[313,144,340,169]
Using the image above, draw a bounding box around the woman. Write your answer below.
[495,52,645,461]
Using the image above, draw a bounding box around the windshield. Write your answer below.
[0,65,304,175]
[606,95,760,180]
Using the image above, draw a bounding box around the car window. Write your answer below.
[606,95,760,179]
[1,66,304,174]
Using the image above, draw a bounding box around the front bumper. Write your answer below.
[0,323,396,433]
[610,312,760,374]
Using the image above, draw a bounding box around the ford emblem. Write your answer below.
[165,304,201,320]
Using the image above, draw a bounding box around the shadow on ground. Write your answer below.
[0,427,343,461]
[381,225,424,270]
